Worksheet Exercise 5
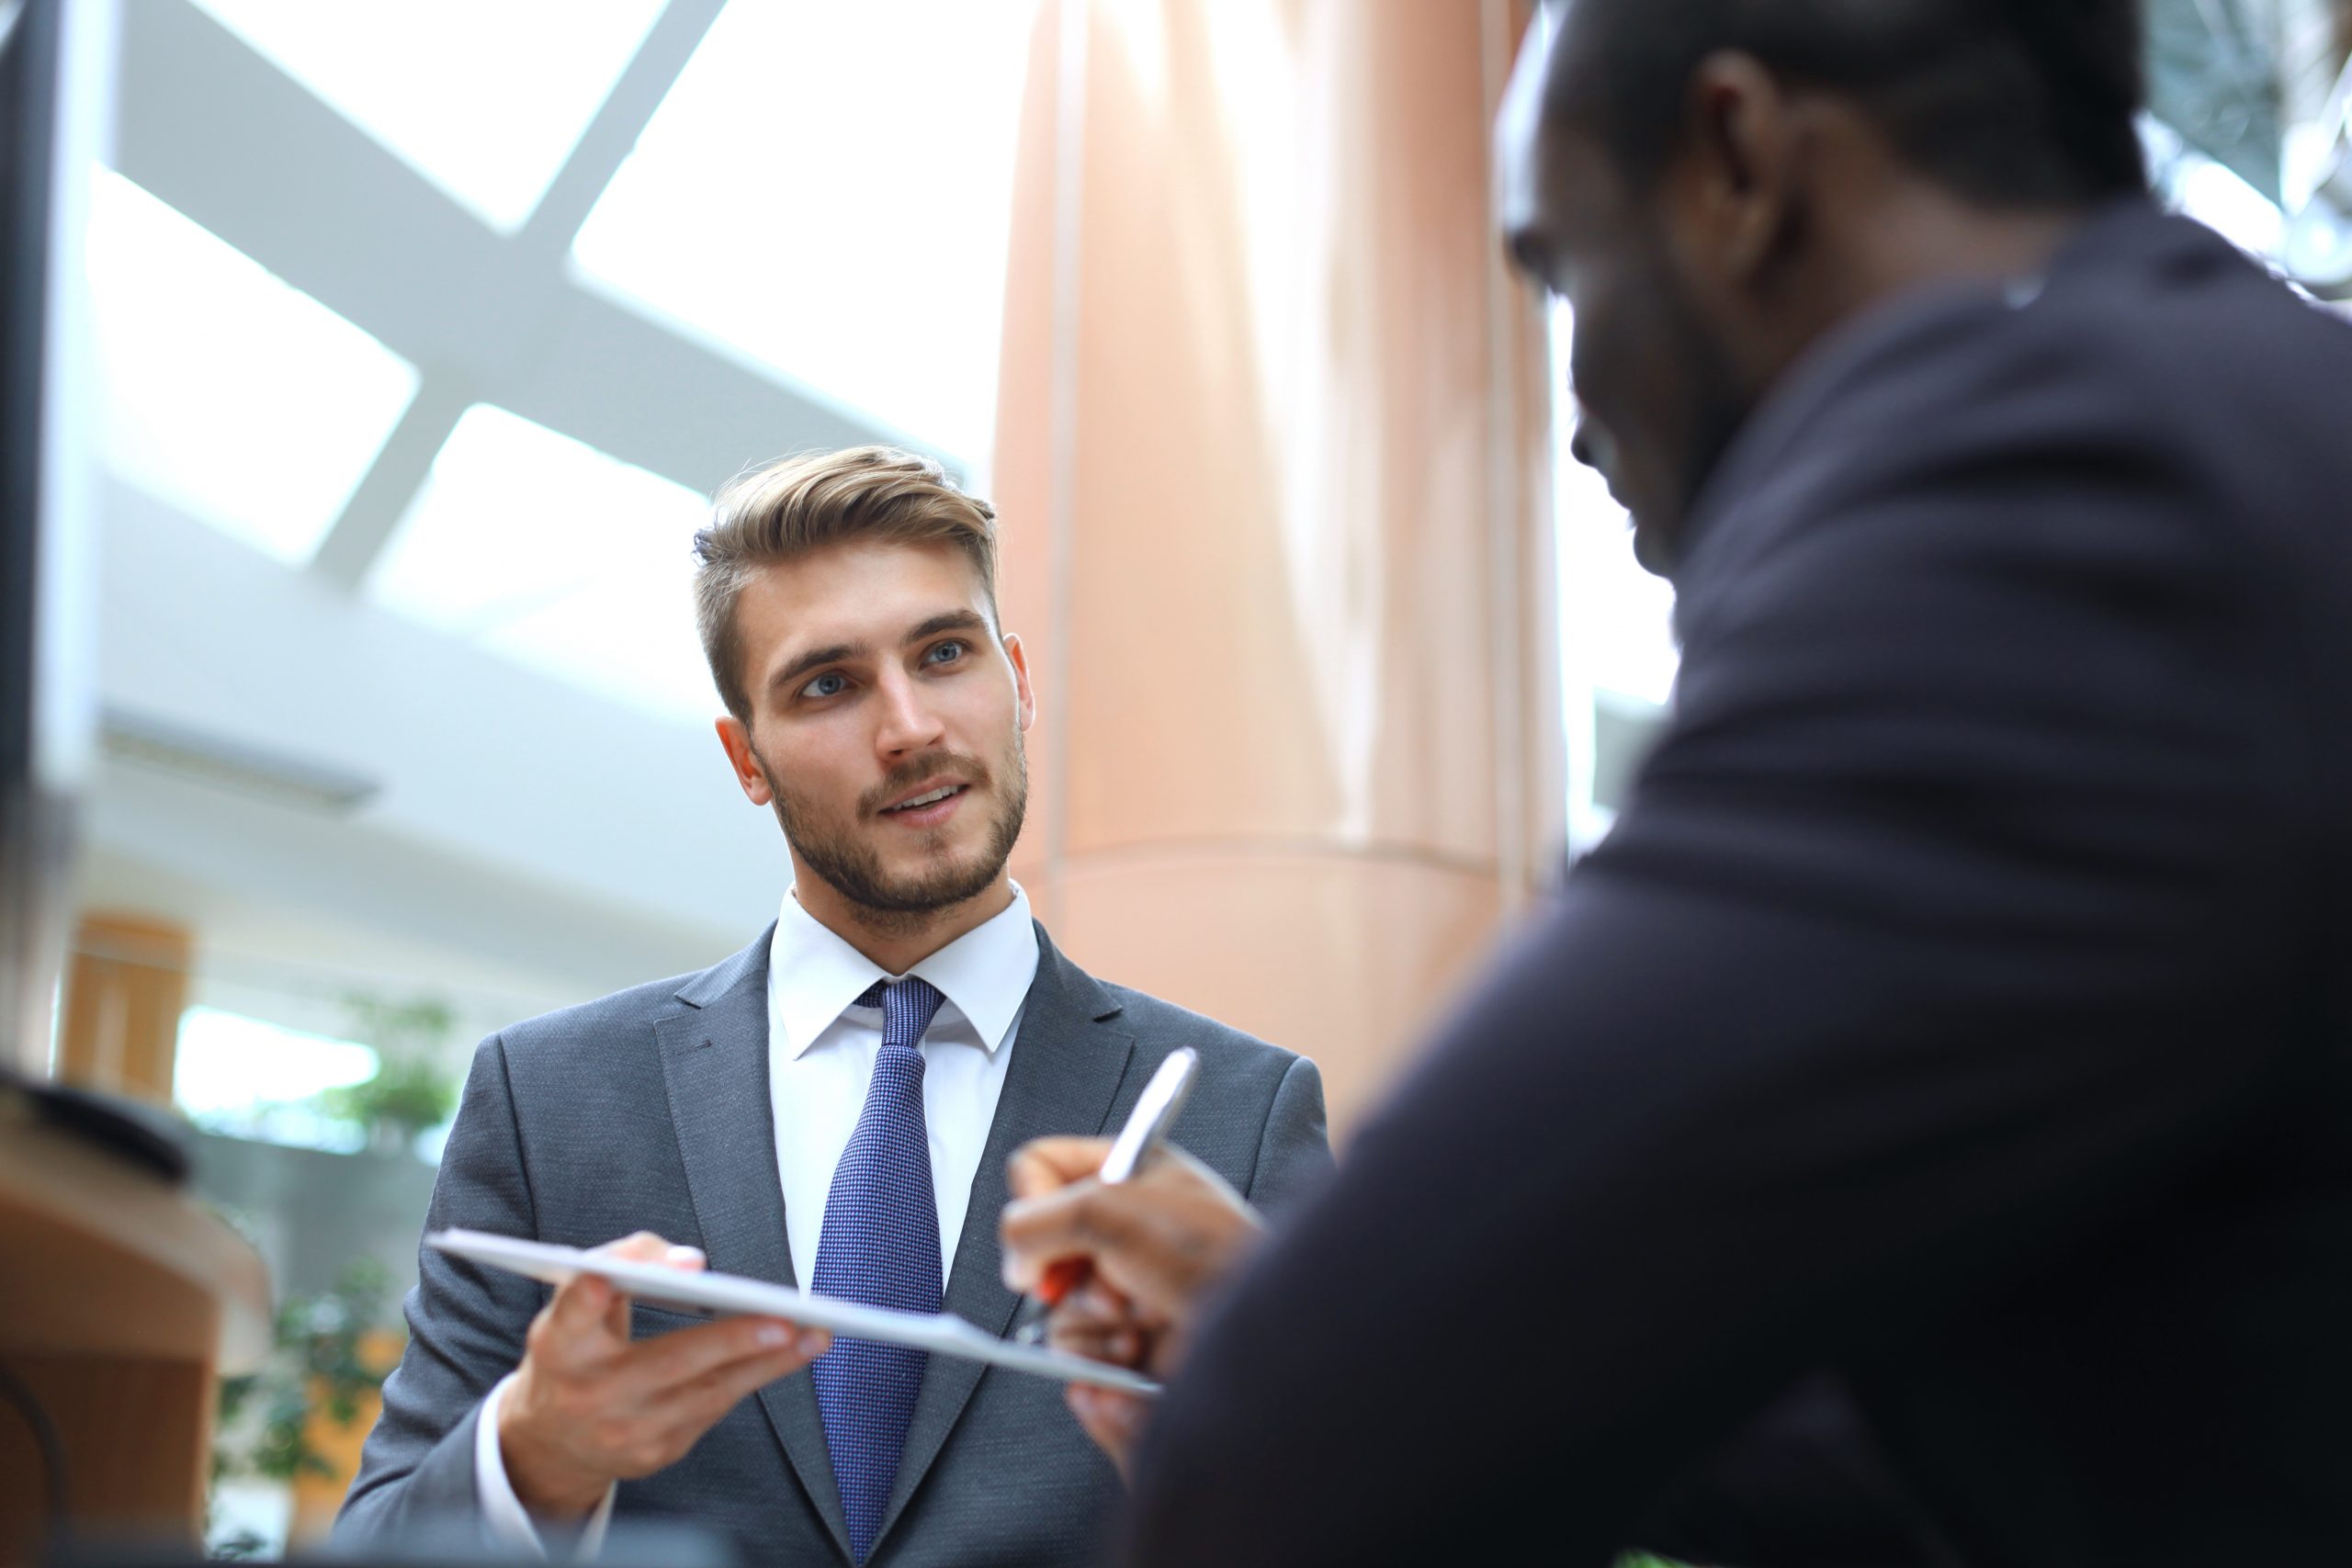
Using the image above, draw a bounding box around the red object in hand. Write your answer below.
[1039,1256,1088,1306]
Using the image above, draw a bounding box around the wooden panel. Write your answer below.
[0,1110,270,1368]
[0,1355,211,1565]
[0,1104,272,1565]
[57,912,193,1103]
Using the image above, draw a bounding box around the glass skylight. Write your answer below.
[368,404,719,725]
[85,170,420,564]
[1558,470,1679,709]
[571,0,1039,470]
[189,0,665,232]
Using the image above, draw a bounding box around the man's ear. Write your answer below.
[1002,632,1037,734]
[717,715,775,807]
[1677,51,1803,287]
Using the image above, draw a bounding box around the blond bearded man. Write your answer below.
[339,448,1329,1567]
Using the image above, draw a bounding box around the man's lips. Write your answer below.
[877,779,973,821]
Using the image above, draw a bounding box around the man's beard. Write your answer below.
[760,738,1028,928]
[1633,235,1758,578]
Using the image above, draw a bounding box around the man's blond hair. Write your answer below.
[694,446,1000,722]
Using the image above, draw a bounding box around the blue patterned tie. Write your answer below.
[810,976,946,1562]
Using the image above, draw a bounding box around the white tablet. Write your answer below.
[428,1228,1161,1397]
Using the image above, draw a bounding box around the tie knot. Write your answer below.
[855,976,947,1052]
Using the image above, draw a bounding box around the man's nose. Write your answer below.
[874,671,946,755]
[1569,418,1600,474]
[1569,411,1620,479]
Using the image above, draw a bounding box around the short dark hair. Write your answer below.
[1548,0,2149,209]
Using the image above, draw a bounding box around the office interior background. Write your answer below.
[19,0,2352,1554]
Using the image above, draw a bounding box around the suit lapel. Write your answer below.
[876,928,1136,1544]
[656,928,854,1562]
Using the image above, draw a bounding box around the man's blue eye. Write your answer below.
[926,641,967,665]
[801,671,848,699]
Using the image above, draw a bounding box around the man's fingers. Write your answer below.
[526,1234,687,1390]
[640,1328,832,1459]
[1061,1276,1136,1322]
[544,1267,622,1347]
[1048,1318,1146,1368]
[1047,1279,1148,1360]
[1006,1136,1114,1201]
[624,1314,823,1392]
[586,1234,662,1337]
[1001,1183,1200,1304]
[668,1337,830,1427]
[1001,1186,1123,1292]
[1001,1151,1268,1375]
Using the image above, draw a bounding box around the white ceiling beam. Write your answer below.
[308,376,473,589]
[114,1,501,364]
[514,0,729,263]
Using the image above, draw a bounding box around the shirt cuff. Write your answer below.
[475,1372,617,1560]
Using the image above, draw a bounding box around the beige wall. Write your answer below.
[992,0,1561,1135]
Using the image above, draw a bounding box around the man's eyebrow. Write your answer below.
[770,640,867,694]
[906,609,991,643]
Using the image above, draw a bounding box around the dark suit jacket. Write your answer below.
[1118,202,2352,1566]
[337,922,1329,1566]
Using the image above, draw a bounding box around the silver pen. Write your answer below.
[1008,1046,1201,1346]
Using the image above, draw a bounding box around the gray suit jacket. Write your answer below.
[337,922,1329,1566]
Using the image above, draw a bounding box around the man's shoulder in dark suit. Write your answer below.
[1120,205,2352,1567]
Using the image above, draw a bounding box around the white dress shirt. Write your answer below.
[476,884,1039,1557]
[768,881,1035,1288]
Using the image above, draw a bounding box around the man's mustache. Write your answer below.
[859,751,992,818]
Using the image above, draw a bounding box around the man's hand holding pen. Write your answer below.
[1000,1136,1267,1470]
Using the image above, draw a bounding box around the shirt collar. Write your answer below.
[767,882,1038,1061]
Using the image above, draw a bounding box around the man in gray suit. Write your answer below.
[337,446,1329,1566]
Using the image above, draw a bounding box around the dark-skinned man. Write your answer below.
[1001,2,2352,1563]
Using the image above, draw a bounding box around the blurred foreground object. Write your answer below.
[0,1077,270,1566]
[1114,1,2352,1562]
[0,13,274,1565]
[0,0,102,1080]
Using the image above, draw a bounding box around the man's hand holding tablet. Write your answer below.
[497,1232,831,1521]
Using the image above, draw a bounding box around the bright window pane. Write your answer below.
[368,404,718,724]
[190,0,665,232]
[174,1005,380,1152]
[571,0,1038,468]
[1557,476,1679,708]
[86,171,419,563]
[1552,303,1679,708]
[1553,300,1677,847]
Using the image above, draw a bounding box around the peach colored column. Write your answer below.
[992,0,1561,1136]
